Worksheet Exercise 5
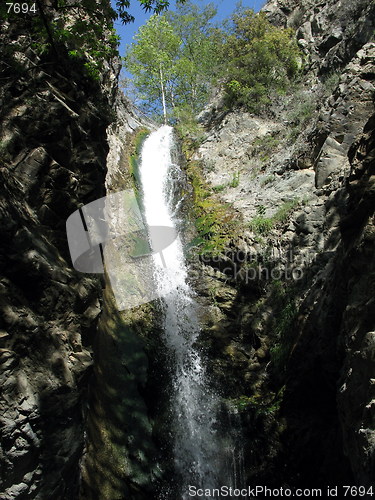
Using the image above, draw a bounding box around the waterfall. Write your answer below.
[139,126,233,498]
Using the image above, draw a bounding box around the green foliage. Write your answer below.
[114,0,186,24]
[250,205,273,235]
[125,14,181,120]
[186,161,237,256]
[250,215,274,235]
[211,172,240,193]
[43,2,121,79]
[229,393,282,416]
[129,128,150,204]
[229,172,240,188]
[275,301,298,337]
[252,133,281,162]
[166,2,222,113]
[257,205,266,216]
[174,105,205,142]
[125,0,222,120]
[249,199,300,235]
[286,89,316,140]
[273,198,300,224]
[125,4,301,123]
[3,1,186,83]
[203,159,216,173]
[269,282,298,384]
[134,129,150,155]
[222,10,302,113]
[322,70,341,95]
[269,342,290,379]
[212,184,226,193]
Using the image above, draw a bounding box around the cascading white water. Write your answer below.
[139,126,229,497]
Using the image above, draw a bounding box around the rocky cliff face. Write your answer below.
[189,0,375,488]
[78,96,163,500]
[0,15,115,498]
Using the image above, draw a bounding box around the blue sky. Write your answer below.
[111,0,266,58]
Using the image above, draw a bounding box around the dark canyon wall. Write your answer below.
[0,12,115,498]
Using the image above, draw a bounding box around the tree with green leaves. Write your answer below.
[165,1,221,114]
[125,14,181,123]
[124,4,301,120]
[124,1,222,121]
[222,9,302,112]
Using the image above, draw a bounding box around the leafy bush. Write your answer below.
[229,393,282,416]
[175,105,205,142]
[223,10,302,113]
[273,199,300,224]
[269,282,298,384]
[212,184,226,193]
[252,133,281,162]
[323,70,341,95]
[286,90,317,140]
[186,161,238,256]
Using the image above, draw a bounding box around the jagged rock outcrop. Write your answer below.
[0,15,114,499]
[336,113,375,485]
[263,0,375,75]
[277,110,375,487]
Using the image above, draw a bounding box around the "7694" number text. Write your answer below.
[6,3,37,14]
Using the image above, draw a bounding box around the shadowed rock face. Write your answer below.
[337,113,375,485]
[0,16,113,499]
[188,0,375,488]
[276,112,375,487]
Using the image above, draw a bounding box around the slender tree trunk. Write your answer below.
[35,0,60,60]
[159,63,167,125]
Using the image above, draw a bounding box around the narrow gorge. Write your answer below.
[0,0,374,499]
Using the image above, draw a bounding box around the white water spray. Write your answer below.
[139,126,231,496]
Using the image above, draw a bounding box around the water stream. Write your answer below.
[139,125,243,498]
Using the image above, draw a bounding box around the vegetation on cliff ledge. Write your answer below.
[124,1,302,121]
